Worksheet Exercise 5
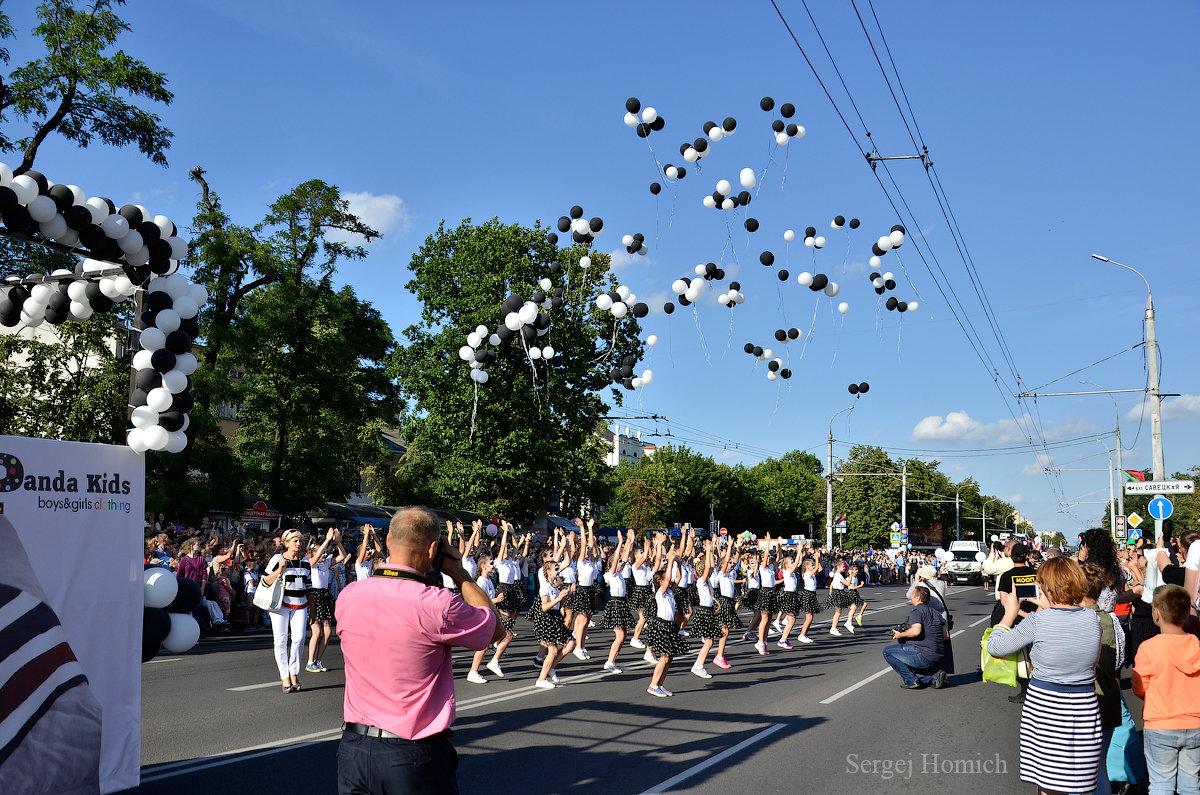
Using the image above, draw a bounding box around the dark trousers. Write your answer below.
[337,731,459,795]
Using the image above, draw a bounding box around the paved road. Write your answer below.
[136,584,1110,794]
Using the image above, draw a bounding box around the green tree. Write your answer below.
[746,450,824,537]
[379,218,641,519]
[833,445,903,548]
[144,407,244,522]
[0,0,173,172]
[623,478,668,534]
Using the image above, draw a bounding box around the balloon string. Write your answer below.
[842,233,852,275]
[830,311,845,369]
[896,318,903,363]
[517,332,543,412]
[895,253,931,318]
[469,381,479,440]
[723,306,734,358]
[798,299,819,361]
[780,141,790,192]
[692,305,711,367]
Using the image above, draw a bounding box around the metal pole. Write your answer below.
[1108,454,1117,536]
[1145,292,1165,482]
[826,428,834,549]
[955,492,960,541]
[901,464,907,532]
[981,501,987,540]
[1115,422,1125,519]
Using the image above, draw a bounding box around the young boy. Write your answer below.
[1132,584,1200,795]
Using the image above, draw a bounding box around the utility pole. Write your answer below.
[901,464,907,532]
[826,406,854,549]
[955,492,960,541]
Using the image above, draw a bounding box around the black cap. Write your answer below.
[1010,543,1029,562]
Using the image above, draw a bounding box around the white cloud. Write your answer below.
[1020,452,1055,477]
[912,411,1093,446]
[1009,493,1025,505]
[1126,394,1200,421]
[608,248,653,271]
[843,259,868,274]
[328,191,412,244]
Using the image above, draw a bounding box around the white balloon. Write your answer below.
[824,281,840,297]
[174,352,198,375]
[702,195,716,208]
[694,263,706,276]
[646,334,658,347]
[114,275,136,296]
[579,255,591,268]
[889,230,905,247]
[179,414,190,433]
[804,236,815,248]
[838,302,850,314]
[172,296,199,319]
[39,214,68,240]
[27,195,57,222]
[65,280,88,302]
[641,106,657,124]
[469,360,481,370]
[143,424,169,450]
[147,388,174,413]
[775,132,789,146]
[685,287,700,302]
[907,301,919,313]
[671,280,687,295]
[126,247,151,267]
[518,304,538,325]
[132,349,154,370]
[684,148,699,163]
[761,348,774,360]
[504,312,522,331]
[473,369,489,384]
[126,427,149,454]
[641,369,653,384]
[734,293,745,304]
[611,301,628,318]
[164,431,188,454]
[131,405,159,430]
[85,197,111,224]
[9,174,38,205]
[876,236,893,252]
[118,229,144,254]
[739,168,757,189]
[595,294,613,311]
[570,218,588,235]
[68,300,93,321]
[716,179,732,196]
[717,293,729,304]
[697,146,711,158]
[528,346,542,360]
[28,283,54,304]
[19,309,44,327]
[784,229,795,242]
[541,345,554,359]
[797,272,814,287]
[99,277,123,299]
[621,234,634,247]
[488,333,501,346]
[102,214,130,239]
[624,111,638,127]
[162,613,200,653]
[0,162,11,186]
[539,278,552,291]
[883,271,895,282]
[794,125,806,138]
[767,371,779,381]
[869,256,882,268]
[474,324,488,338]
[163,370,187,395]
[616,285,631,300]
[708,127,723,142]
[466,332,481,349]
[814,236,826,248]
[139,327,166,351]
[167,236,187,260]
[664,166,678,179]
[631,377,643,389]
[154,308,181,333]
[690,279,706,294]
[873,278,884,289]
[458,345,473,361]
[153,214,173,238]
[721,198,735,211]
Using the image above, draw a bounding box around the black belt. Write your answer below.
[342,723,451,742]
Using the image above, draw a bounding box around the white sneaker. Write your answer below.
[798,635,813,644]
[844,620,855,634]
[643,651,657,664]
[572,647,588,660]
[534,679,556,690]
[630,638,646,649]
[830,627,842,636]
[486,658,504,678]
[603,662,623,674]
[587,620,596,629]
[691,664,712,679]
[549,669,559,684]
[466,671,487,684]
[678,630,690,637]
[772,620,783,633]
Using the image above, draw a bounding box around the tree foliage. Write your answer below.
[0,0,173,172]
[377,218,641,519]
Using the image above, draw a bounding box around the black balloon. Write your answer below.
[730,281,741,291]
[771,119,785,133]
[65,205,93,231]
[134,368,162,391]
[142,607,171,663]
[548,262,562,275]
[85,283,113,313]
[167,577,202,614]
[780,103,795,118]
[571,231,588,244]
[703,121,716,134]
[79,223,107,250]
[619,365,634,379]
[636,122,651,137]
[622,355,636,367]
[679,142,690,156]
[744,343,755,354]
[551,296,564,309]
[704,262,716,275]
[570,205,583,219]
[811,273,829,291]
[676,167,686,178]
[805,226,816,238]
[532,290,547,304]
[875,286,885,295]
[693,138,708,153]
[496,325,514,342]
[848,383,859,395]
[119,204,143,227]
[0,186,17,213]
[760,97,775,111]
[886,296,898,310]
[787,328,800,340]
[722,117,737,132]
[774,329,786,341]
[650,182,661,195]
[556,217,570,232]
[147,291,173,313]
[166,330,192,355]
[714,269,725,280]
[150,348,176,373]
[849,218,860,229]
[859,382,869,393]
[885,279,896,290]
[632,302,649,318]
[768,360,780,372]
[780,369,792,379]
[626,97,640,113]
[520,324,537,344]
[786,123,798,137]
[872,244,885,256]
[23,170,48,193]
[650,116,665,132]
[834,215,845,227]
[664,302,675,314]
[778,269,789,281]
[753,346,763,357]
[897,301,908,313]
[547,232,559,246]
[178,317,200,339]
[759,251,774,266]
[138,220,162,244]
[678,295,691,307]
[737,190,751,206]
[170,391,195,413]
[869,271,881,281]
[891,224,906,234]
[609,366,622,381]
[2,207,33,233]
[158,410,185,432]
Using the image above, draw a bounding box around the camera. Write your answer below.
[891,622,911,635]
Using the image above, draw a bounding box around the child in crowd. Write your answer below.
[1132,584,1200,795]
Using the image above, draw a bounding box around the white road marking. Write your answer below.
[140,732,341,782]
[969,616,990,628]
[637,723,787,794]
[226,681,289,692]
[818,667,892,704]
[144,657,181,664]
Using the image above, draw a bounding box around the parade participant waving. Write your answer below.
[712,537,741,668]
[601,529,636,673]
[534,558,577,689]
[689,538,724,678]
[465,553,512,684]
[645,543,689,697]
[568,518,601,659]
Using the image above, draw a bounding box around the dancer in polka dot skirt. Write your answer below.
[534,558,577,689]
[645,545,688,697]
[600,529,636,673]
[713,539,742,669]
[775,550,802,649]
[795,556,825,644]
[567,519,602,660]
[827,560,856,636]
[689,539,725,679]
[628,535,655,649]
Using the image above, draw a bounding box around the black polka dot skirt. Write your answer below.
[776,590,800,617]
[565,584,598,614]
[686,583,700,606]
[850,589,865,606]
[629,584,654,612]
[498,583,527,612]
[644,616,690,658]
[717,596,744,628]
[533,607,574,646]
[689,605,722,640]
[756,588,779,615]
[744,588,760,611]
[673,586,688,611]
[797,589,824,615]
[601,596,635,630]
[828,589,856,609]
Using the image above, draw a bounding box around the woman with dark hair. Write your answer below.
[1077,527,1123,611]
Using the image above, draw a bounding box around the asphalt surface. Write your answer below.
[134,583,1139,794]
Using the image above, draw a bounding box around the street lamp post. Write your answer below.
[827,406,855,548]
[1081,380,1125,520]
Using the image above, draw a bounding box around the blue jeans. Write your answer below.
[1144,728,1200,795]
[882,643,941,685]
[337,731,460,795]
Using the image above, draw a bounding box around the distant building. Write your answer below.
[602,424,645,467]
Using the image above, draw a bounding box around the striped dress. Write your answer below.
[987,606,1103,793]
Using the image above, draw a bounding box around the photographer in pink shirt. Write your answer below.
[335,507,502,794]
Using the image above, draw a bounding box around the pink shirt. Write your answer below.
[335,564,495,740]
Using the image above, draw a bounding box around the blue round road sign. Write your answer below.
[1148,495,1174,521]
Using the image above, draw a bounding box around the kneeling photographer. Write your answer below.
[883,585,947,689]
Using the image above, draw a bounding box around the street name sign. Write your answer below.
[1124,480,1194,496]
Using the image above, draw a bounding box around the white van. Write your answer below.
[944,540,987,586]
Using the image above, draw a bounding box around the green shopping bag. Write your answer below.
[980,626,1019,687]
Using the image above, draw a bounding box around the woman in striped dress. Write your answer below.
[986,558,1103,793]
[689,539,724,679]
[601,529,636,673]
[263,529,315,693]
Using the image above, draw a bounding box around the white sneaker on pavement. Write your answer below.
[486,658,504,678]
[691,664,712,679]
[630,638,646,649]
[466,671,487,684]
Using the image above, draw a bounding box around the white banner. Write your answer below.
[0,435,143,794]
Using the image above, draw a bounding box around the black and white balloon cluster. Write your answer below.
[0,163,186,277]
[741,342,792,380]
[679,115,734,163]
[608,353,654,391]
[0,261,142,328]
[669,275,711,308]
[692,261,727,282]
[650,162,688,195]
[717,280,746,308]
[702,172,755,212]
[596,283,648,320]
[128,273,207,454]
[551,205,604,246]
[622,232,648,256]
[458,323,499,384]
[794,270,848,313]
[866,226,918,313]
[142,565,201,662]
[760,97,806,146]
[870,224,906,258]
[624,97,666,138]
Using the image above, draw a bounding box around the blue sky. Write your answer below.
[10,1,1200,535]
